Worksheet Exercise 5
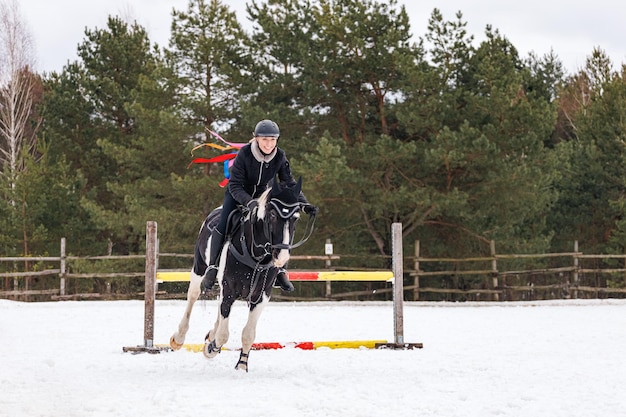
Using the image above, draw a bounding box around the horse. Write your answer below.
[169,178,314,371]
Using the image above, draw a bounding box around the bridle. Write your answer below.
[267,198,316,250]
[228,197,316,268]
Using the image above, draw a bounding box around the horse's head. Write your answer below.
[254,178,304,267]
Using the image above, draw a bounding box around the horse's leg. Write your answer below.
[236,295,270,372]
[169,270,203,349]
[203,250,234,359]
[203,302,233,358]
[203,314,231,358]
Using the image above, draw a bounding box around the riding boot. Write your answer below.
[202,229,224,291]
[274,268,295,292]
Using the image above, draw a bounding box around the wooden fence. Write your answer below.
[2,237,626,301]
[410,240,626,301]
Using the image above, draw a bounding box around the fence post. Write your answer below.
[144,221,158,348]
[413,240,420,301]
[573,240,579,299]
[392,223,404,345]
[325,238,333,298]
[60,238,66,296]
[491,240,499,301]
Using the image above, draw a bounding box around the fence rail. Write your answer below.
[2,238,626,301]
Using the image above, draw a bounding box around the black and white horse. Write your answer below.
[170,179,313,371]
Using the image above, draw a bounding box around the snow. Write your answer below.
[1,298,625,417]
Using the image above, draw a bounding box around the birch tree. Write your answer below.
[0,0,37,194]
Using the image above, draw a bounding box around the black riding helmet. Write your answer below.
[254,119,280,138]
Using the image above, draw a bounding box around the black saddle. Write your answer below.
[192,206,245,277]
[204,206,244,239]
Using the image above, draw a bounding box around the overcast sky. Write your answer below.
[17,0,626,75]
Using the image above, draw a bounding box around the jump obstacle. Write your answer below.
[122,222,422,354]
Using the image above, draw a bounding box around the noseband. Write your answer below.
[269,199,300,219]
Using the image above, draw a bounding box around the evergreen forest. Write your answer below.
[3,0,626,298]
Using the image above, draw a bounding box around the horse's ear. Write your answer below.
[295,176,302,195]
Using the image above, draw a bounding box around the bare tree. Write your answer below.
[0,0,37,192]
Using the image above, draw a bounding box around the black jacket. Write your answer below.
[228,142,308,205]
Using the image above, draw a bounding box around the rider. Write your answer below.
[202,119,318,292]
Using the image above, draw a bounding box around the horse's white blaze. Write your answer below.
[274,222,291,267]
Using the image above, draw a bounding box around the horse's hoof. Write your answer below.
[170,335,184,350]
[203,340,221,359]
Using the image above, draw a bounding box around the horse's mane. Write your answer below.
[256,188,272,220]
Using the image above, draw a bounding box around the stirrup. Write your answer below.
[201,265,218,291]
[274,270,294,292]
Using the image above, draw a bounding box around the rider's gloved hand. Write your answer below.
[303,204,319,216]
[246,200,258,212]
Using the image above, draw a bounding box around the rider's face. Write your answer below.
[256,136,278,154]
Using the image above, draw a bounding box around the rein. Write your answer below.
[271,213,316,250]
[228,233,272,270]
[227,200,316,265]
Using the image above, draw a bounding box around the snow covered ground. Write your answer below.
[1,298,625,417]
